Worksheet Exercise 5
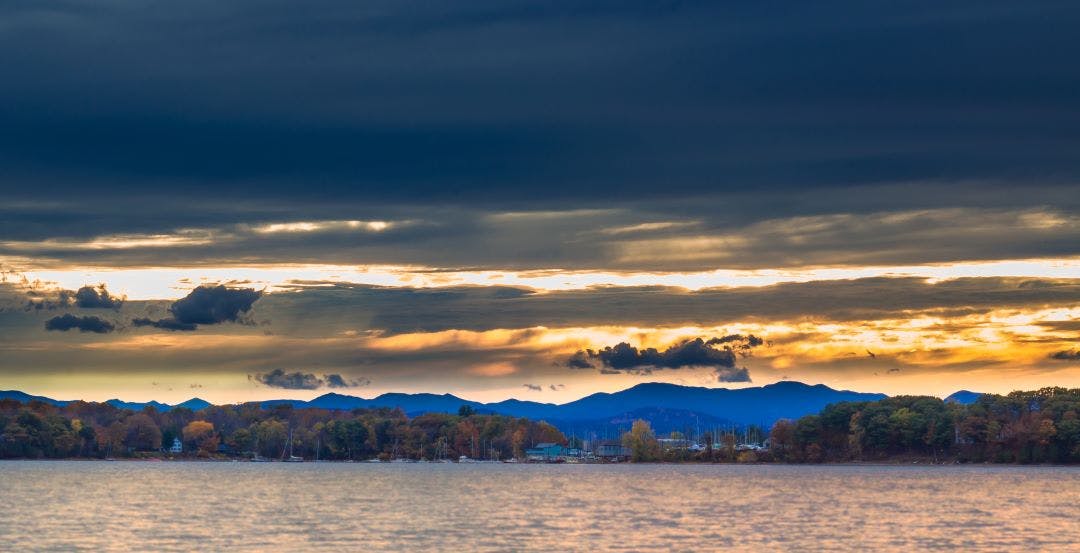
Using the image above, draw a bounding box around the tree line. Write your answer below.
[4,386,1078,463]
[0,400,566,461]
[768,387,1080,464]
[616,387,1080,464]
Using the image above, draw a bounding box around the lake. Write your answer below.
[0,462,1076,551]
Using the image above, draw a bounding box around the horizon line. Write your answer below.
[0,379,990,409]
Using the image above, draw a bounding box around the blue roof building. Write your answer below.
[525,443,564,461]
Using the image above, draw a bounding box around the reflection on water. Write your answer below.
[0,462,1077,551]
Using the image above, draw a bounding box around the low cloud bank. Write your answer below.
[250,368,369,390]
[567,334,763,382]
[44,314,116,334]
[1050,349,1080,361]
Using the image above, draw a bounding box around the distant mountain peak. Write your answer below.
[175,398,212,410]
[0,390,70,406]
[945,390,983,404]
[627,382,697,390]
[313,392,362,401]
[105,398,171,411]
[763,380,812,388]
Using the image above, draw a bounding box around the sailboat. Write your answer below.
[282,427,304,462]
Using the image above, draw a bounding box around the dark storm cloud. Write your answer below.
[564,351,594,369]
[135,286,261,331]
[251,369,369,389]
[73,285,123,309]
[716,368,751,383]
[1050,350,1080,361]
[170,286,262,325]
[325,374,371,388]
[709,334,764,353]
[1,0,1079,266]
[251,369,322,390]
[44,314,115,334]
[568,336,760,382]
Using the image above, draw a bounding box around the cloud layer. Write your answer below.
[260,277,1080,335]
[0,1,1078,275]
[3,2,1079,208]
[3,207,1077,272]
[1,0,1078,401]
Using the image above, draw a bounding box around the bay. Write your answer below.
[1,462,1076,551]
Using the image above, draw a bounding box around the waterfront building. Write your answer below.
[525,443,564,461]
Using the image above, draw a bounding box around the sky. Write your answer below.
[1,0,1079,404]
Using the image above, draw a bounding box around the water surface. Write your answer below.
[0,462,1076,551]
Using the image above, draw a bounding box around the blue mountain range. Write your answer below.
[0,391,212,413]
[3,381,891,428]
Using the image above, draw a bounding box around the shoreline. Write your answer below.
[2,457,1077,467]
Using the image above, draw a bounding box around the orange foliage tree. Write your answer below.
[182,420,218,455]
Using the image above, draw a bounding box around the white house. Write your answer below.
[169,437,182,454]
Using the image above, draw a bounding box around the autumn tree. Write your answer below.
[532,421,566,446]
[125,413,163,451]
[769,419,795,462]
[182,420,218,455]
[510,426,527,459]
[719,433,736,461]
[99,421,126,457]
[622,419,661,462]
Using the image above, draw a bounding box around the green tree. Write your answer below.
[228,427,254,453]
[253,419,287,458]
[794,415,823,462]
[327,419,369,460]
